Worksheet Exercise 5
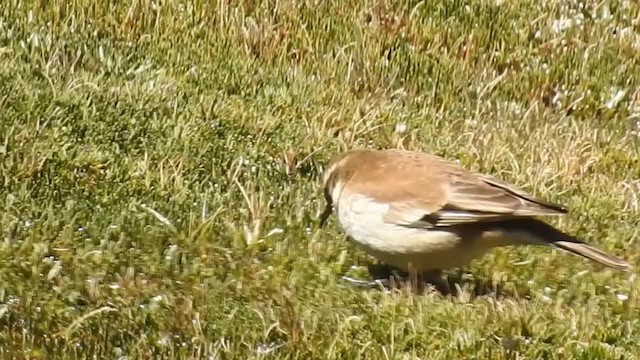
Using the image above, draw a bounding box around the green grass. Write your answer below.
[1,0,640,358]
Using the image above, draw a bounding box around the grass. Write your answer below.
[1,0,640,358]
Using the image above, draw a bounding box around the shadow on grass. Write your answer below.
[363,263,510,299]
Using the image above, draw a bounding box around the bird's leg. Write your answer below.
[407,263,417,287]
[407,262,423,293]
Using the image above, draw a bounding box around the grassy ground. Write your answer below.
[1,0,640,358]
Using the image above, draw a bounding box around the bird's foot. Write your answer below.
[341,276,391,291]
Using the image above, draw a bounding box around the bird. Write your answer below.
[319,148,631,275]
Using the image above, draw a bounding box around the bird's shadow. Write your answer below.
[363,263,509,299]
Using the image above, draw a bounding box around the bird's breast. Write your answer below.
[335,193,489,269]
[338,193,453,247]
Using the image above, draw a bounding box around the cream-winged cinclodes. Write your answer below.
[319,148,631,273]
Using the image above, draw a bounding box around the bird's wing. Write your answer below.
[421,170,567,227]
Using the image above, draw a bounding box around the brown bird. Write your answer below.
[319,148,631,274]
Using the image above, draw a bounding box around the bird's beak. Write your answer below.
[319,204,333,228]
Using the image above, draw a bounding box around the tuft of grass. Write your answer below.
[1,0,640,358]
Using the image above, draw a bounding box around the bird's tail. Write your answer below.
[551,240,631,271]
[491,219,632,272]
